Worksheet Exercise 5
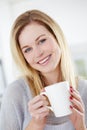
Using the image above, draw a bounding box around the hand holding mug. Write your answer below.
[69,86,86,130]
[28,94,50,128]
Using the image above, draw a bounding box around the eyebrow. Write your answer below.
[35,34,45,41]
[21,34,46,50]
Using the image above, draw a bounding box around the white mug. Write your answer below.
[40,81,72,117]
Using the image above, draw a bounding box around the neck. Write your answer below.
[42,67,62,86]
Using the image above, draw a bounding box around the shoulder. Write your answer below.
[0,78,29,129]
[78,77,87,101]
[78,77,87,91]
[2,77,32,104]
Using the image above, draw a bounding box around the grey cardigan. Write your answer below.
[0,78,87,130]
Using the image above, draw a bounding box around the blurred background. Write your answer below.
[0,0,87,107]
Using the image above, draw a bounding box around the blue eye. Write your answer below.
[39,39,46,44]
[24,48,32,53]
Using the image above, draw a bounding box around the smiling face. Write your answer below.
[19,22,61,76]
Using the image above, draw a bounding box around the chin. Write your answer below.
[40,68,55,74]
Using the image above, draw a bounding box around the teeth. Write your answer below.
[38,56,50,64]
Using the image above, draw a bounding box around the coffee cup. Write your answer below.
[40,81,72,117]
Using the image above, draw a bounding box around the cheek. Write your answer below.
[47,39,59,53]
[45,42,55,52]
[57,47,61,60]
[54,44,61,58]
[52,43,61,55]
[23,54,34,65]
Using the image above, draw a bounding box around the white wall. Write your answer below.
[0,0,87,87]
[0,1,13,86]
[11,0,87,44]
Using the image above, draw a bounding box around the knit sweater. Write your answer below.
[0,78,87,130]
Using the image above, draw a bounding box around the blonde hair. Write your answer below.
[10,9,76,96]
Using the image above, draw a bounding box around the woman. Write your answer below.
[0,9,87,130]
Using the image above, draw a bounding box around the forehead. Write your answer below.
[19,22,51,46]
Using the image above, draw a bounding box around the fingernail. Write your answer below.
[70,86,72,88]
[70,96,73,100]
[70,105,73,109]
[70,89,73,93]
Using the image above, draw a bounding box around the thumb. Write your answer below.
[41,88,45,92]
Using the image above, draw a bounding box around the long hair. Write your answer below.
[10,9,76,96]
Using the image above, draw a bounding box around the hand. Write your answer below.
[28,94,49,129]
[69,86,86,130]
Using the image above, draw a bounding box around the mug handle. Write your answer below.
[40,92,53,111]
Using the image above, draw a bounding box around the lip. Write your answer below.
[37,54,51,65]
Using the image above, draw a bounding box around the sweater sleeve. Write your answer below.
[82,80,87,127]
[0,80,25,130]
[78,79,87,127]
[0,98,21,130]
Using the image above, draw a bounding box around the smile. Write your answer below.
[38,54,51,65]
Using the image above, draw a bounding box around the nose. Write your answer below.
[34,46,44,58]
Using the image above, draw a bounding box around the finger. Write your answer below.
[39,111,49,118]
[70,97,84,113]
[29,95,46,105]
[70,87,83,103]
[70,105,84,116]
[31,107,49,118]
[33,111,49,119]
[36,106,49,114]
[70,86,79,94]
[32,100,49,110]
[41,88,45,92]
